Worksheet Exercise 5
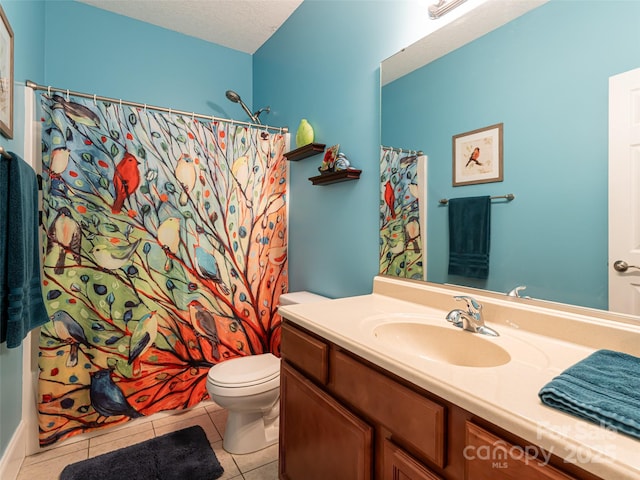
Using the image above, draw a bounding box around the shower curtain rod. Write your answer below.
[381,145,424,156]
[25,80,289,134]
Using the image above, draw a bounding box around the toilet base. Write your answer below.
[222,401,280,454]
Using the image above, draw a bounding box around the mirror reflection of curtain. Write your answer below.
[37,93,288,446]
[379,147,427,280]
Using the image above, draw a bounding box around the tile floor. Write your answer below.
[16,401,279,480]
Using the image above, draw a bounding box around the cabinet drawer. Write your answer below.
[331,349,446,468]
[464,422,576,480]
[383,439,443,480]
[281,321,329,384]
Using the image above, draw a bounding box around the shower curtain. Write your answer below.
[37,92,288,446]
[379,147,426,280]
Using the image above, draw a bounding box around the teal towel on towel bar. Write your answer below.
[0,152,48,348]
[538,349,640,440]
[448,196,491,279]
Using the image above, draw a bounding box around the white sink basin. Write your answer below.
[373,322,511,367]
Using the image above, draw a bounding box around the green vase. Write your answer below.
[295,119,314,148]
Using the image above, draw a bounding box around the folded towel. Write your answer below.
[538,349,640,440]
[0,152,48,348]
[448,196,491,279]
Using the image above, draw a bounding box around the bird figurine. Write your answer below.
[91,238,141,271]
[384,180,397,220]
[49,147,71,177]
[128,311,158,375]
[175,153,197,206]
[295,118,314,148]
[188,300,221,360]
[52,94,101,128]
[51,310,91,367]
[46,207,82,275]
[112,152,141,214]
[194,245,231,295]
[89,368,143,420]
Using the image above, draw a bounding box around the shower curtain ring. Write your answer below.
[144,104,147,113]
[47,86,51,96]
[66,89,70,101]
[93,94,97,106]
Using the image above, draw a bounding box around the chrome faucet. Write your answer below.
[446,295,499,336]
[507,285,529,298]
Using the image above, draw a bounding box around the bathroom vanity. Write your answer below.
[277,276,640,480]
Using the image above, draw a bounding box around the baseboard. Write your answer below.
[0,421,26,480]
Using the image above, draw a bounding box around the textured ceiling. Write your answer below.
[77,0,304,54]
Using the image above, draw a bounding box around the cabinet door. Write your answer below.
[383,439,443,480]
[279,362,373,480]
[465,422,577,480]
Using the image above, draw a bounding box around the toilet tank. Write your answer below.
[279,291,328,306]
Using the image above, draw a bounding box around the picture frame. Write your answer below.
[0,5,13,139]
[319,143,340,173]
[452,123,503,186]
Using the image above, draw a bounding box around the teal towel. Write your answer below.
[448,196,491,279]
[538,349,640,440]
[0,152,48,348]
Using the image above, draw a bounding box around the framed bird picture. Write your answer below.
[0,4,13,139]
[452,123,503,186]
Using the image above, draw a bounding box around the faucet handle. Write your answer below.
[453,295,482,315]
[507,285,528,298]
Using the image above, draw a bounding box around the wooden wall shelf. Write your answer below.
[309,169,362,186]
[284,143,326,161]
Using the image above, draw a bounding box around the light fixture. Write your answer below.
[428,0,468,19]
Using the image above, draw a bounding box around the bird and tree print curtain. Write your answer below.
[380,147,425,280]
[37,92,288,446]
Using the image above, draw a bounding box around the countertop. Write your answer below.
[278,276,640,480]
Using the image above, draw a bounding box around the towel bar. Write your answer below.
[439,193,515,205]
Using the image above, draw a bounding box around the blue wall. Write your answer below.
[254,0,415,298]
[382,1,640,309]
[44,2,253,118]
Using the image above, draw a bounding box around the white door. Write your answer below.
[609,67,640,314]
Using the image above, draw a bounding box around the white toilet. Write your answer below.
[206,291,328,454]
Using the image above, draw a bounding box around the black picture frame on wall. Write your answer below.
[0,4,13,139]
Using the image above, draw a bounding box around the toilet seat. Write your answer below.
[207,353,280,396]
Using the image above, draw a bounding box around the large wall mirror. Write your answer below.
[380,0,640,316]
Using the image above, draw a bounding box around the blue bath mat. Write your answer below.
[59,425,223,480]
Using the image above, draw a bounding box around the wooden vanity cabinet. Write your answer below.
[279,320,602,480]
[280,362,373,480]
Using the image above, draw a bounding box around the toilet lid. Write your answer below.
[208,353,280,387]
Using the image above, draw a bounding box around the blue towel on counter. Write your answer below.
[538,349,640,440]
[447,196,491,279]
[0,152,48,348]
